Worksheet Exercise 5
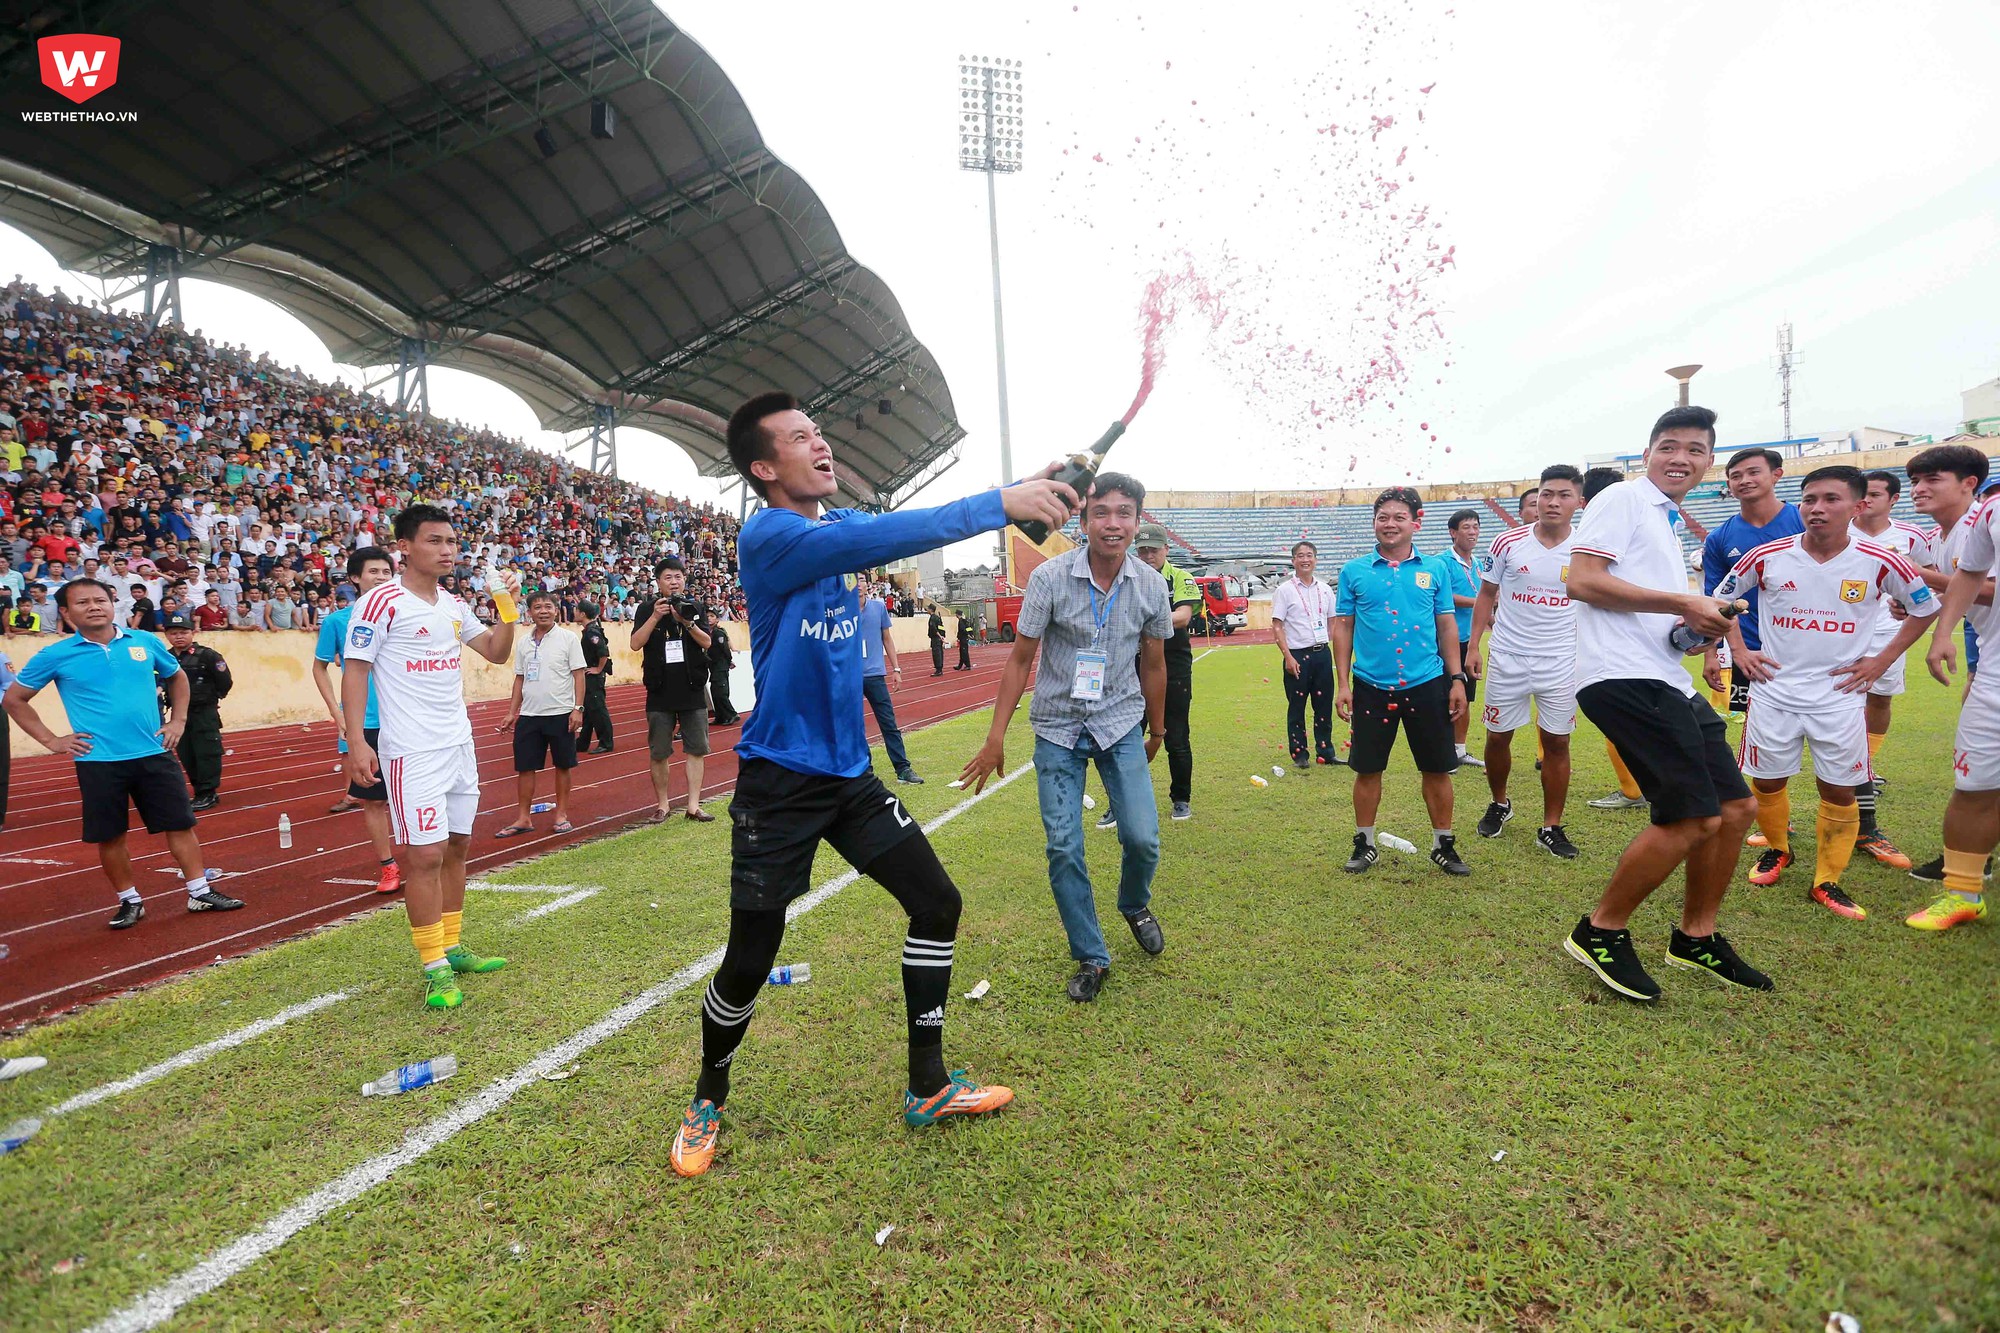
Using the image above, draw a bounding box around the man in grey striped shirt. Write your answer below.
[961,473,1174,1002]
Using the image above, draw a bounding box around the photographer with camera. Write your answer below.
[634,556,716,822]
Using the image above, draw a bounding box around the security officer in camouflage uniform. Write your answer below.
[574,600,615,753]
[162,611,232,810]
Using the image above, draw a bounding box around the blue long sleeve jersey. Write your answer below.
[735,489,1007,777]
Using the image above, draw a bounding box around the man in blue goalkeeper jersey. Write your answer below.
[669,392,1080,1178]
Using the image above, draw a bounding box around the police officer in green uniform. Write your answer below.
[1135,524,1204,820]
[163,611,232,809]
[574,600,615,753]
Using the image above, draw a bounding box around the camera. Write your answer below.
[670,597,702,621]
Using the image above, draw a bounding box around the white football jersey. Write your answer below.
[1713,535,1936,712]
[1941,496,2000,644]
[342,577,488,758]
[1481,524,1576,661]
[1850,520,1937,651]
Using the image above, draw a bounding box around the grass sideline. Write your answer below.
[0,645,1993,1331]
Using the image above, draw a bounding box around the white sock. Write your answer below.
[1357,826,1377,848]
[185,875,208,899]
[118,887,142,905]
[1433,829,1452,849]
[424,958,452,975]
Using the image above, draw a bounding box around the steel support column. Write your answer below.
[394,337,430,417]
[588,403,617,477]
[140,244,183,331]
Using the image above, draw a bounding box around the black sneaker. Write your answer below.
[1095,811,1118,831]
[1066,963,1108,1002]
[1343,833,1378,873]
[109,899,146,930]
[1909,854,1994,882]
[1291,752,1311,772]
[1476,800,1513,839]
[1430,836,1470,876]
[1123,908,1165,956]
[896,771,925,785]
[1666,928,1774,992]
[1562,915,1659,1001]
[190,794,220,812]
[187,888,245,912]
[1537,825,1580,860]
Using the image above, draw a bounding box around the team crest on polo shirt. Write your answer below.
[843,573,857,590]
[1839,579,1867,604]
[1559,564,1570,582]
[128,645,147,661]
[1413,570,1432,589]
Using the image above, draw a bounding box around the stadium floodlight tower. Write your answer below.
[1666,364,1703,408]
[959,55,1024,500]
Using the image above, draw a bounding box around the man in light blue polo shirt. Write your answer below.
[1443,509,1485,769]
[1332,487,1471,877]
[311,545,399,895]
[858,583,922,784]
[3,578,239,929]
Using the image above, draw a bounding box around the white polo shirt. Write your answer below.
[1271,575,1334,649]
[515,624,585,715]
[1571,475,1694,696]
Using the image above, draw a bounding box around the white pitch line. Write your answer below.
[46,991,352,1119]
[464,882,584,894]
[84,762,1034,1333]
[324,878,379,887]
[513,888,601,921]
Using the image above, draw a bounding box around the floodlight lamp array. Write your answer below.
[957,55,1024,174]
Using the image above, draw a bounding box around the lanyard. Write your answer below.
[1087,578,1122,649]
[1293,576,1323,620]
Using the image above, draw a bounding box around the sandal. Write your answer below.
[328,798,361,814]
[552,819,576,833]
[493,824,534,839]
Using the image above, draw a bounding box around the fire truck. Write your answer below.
[1193,574,1248,634]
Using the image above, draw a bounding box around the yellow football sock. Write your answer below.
[1866,732,1885,763]
[441,910,463,950]
[1942,848,1987,904]
[1607,743,1641,800]
[1813,800,1859,887]
[1708,667,1731,713]
[411,919,447,970]
[1754,786,1792,855]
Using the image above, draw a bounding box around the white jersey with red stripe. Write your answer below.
[1849,520,1936,651]
[341,577,488,758]
[1480,524,1576,661]
[1940,495,2000,644]
[1712,534,1936,713]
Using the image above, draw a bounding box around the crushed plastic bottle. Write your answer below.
[529,801,555,814]
[361,1054,459,1097]
[1378,833,1419,854]
[768,963,812,986]
[1,1117,42,1154]
[278,814,293,849]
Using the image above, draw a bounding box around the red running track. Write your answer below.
[0,641,1046,1024]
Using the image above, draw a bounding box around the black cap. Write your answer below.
[164,611,193,630]
[578,600,601,618]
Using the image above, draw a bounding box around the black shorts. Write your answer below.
[1728,672,1750,715]
[512,713,578,772]
[729,758,922,911]
[1458,642,1478,703]
[348,726,388,802]
[1349,676,1458,775]
[1578,678,1751,825]
[77,752,196,844]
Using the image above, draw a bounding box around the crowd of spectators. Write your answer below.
[0,278,746,638]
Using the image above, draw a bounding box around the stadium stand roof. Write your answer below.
[0,0,964,507]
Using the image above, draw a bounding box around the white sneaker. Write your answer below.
[1587,792,1648,810]
[0,1056,48,1082]
[1454,751,1485,770]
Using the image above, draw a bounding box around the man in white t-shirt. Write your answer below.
[1562,406,1771,1001]
[1714,466,1937,921]
[1464,464,1583,858]
[494,591,585,838]
[343,503,520,1010]
[1270,539,1340,770]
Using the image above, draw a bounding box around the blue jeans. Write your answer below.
[1034,723,1160,967]
[862,674,913,776]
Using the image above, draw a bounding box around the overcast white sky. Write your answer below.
[6,0,1998,565]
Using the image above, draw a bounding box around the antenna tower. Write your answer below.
[1775,322,1798,439]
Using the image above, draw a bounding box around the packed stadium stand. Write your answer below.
[0,279,744,634]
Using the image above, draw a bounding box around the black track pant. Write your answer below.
[1165,655,1194,803]
[1283,644,1334,761]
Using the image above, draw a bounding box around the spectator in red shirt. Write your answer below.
[193,588,229,631]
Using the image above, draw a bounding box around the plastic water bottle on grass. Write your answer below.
[278,814,293,849]
[768,964,812,985]
[529,801,555,814]
[1,1117,41,1154]
[1378,833,1419,854]
[362,1055,458,1097]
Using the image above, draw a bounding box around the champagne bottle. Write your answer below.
[1014,421,1127,545]
[1668,598,1747,653]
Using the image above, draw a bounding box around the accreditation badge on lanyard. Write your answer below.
[523,639,542,682]
[1073,579,1121,702]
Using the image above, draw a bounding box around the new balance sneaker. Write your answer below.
[109,899,145,930]
[1747,848,1793,886]
[1809,882,1867,921]
[1537,825,1580,860]
[1908,854,1993,883]
[0,1056,48,1082]
[1476,800,1513,839]
[1171,801,1193,821]
[1904,893,1987,931]
[1665,928,1774,991]
[1587,791,1647,811]
[424,969,464,1009]
[903,1070,1016,1127]
[1563,916,1659,1001]
[187,888,245,912]
[1123,909,1166,956]
[1430,836,1470,877]
[1854,830,1912,870]
[445,945,507,974]
[1066,963,1108,1002]
[670,1098,722,1177]
[1343,834,1378,874]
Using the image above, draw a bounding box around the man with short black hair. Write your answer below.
[1271,539,1338,769]
[634,555,714,822]
[926,601,946,676]
[1517,489,1540,525]
[1564,407,1770,1000]
[859,582,921,784]
[495,591,584,836]
[163,611,232,810]
[1334,487,1470,876]
[1844,468,1933,867]
[1444,508,1484,769]
[1134,521,1202,820]
[574,600,615,753]
[312,545,399,894]
[1702,447,1802,720]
